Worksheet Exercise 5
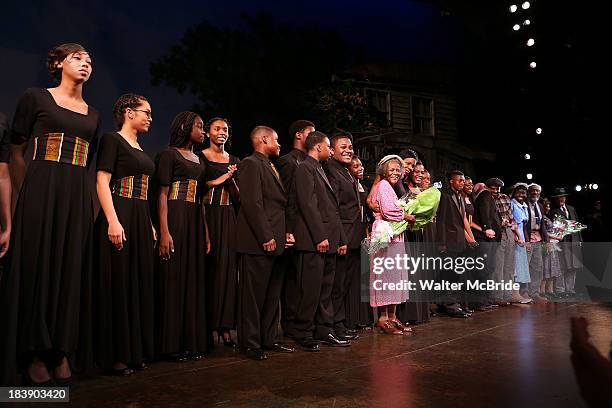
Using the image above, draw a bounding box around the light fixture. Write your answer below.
[526,173,533,180]
[524,19,531,26]
[510,5,518,13]
[529,61,537,69]
[513,24,521,31]
[575,185,582,192]
[522,2,531,10]
[524,154,531,160]
[536,127,542,134]
[527,38,535,47]
[593,184,599,190]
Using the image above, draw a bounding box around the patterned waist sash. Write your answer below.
[169,179,198,203]
[203,186,231,206]
[112,175,149,200]
[33,133,89,167]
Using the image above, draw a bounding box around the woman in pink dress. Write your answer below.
[369,155,415,335]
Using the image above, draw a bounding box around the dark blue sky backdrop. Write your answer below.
[0,0,457,153]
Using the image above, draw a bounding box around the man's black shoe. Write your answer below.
[336,332,360,340]
[446,309,470,318]
[264,343,295,353]
[244,348,268,361]
[317,333,351,347]
[297,338,321,352]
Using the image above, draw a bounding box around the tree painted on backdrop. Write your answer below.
[150,12,363,155]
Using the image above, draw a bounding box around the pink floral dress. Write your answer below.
[369,179,409,307]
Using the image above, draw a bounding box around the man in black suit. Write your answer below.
[0,112,12,259]
[525,183,549,301]
[436,170,476,317]
[472,179,501,309]
[275,120,315,338]
[549,188,583,297]
[291,131,350,349]
[324,134,361,339]
[236,126,296,360]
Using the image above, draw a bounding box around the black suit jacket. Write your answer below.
[436,187,467,247]
[276,148,307,233]
[236,151,287,256]
[525,201,549,242]
[473,190,502,242]
[324,158,362,249]
[291,156,346,253]
[276,148,307,192]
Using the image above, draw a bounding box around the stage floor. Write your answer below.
[67,302,611,407]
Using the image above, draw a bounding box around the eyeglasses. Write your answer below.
[131,109,152,119]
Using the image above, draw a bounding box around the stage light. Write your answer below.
[510,5,518,13]
[593,184,599,190]
[529,61,537,69]
[524,154,531,160]
[526,173,533,180]
[575,185,582,192]
[513,24,521,31]
[524,19,531,25]
[522,2,530,10]
[527,38,535,47]
[536,127,542,134]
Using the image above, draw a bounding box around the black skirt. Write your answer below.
[156,201,208,355]
[1,162,95,384]
[94,197,155,369]
[205,205,238,332]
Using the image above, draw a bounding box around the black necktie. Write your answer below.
[318,166,331,187]
[563,206,570,219]
[533,203,541,224]
[455,192,464,214]
[346,168,360,202]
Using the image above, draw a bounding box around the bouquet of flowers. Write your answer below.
[551,214,587,239]
[364,186,441,255]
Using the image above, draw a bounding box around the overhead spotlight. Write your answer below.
[522,1,531,10]
[523,19,531,26]
[526,173,533,180]
[513,24,521,31]
[524,154,531,160]
[536,127,543,134]
[527,38,535,47]
[593,184,599,190]
[530,61,537,69]
[510,5,518,13]
[575,185,582,192]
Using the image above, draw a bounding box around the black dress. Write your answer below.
[199,153,239,335]
[344,180,374,328]
[156,148,208,355]
[0,88,100,384]
[398,188,431,324]
[94,132,156,370]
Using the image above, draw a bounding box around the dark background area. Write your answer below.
[0,0,605,219]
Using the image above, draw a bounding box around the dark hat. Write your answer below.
[550,187,569,197]
[485,177,504,188]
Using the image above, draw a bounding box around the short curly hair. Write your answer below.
[376,158,405,179]
[47,43,90,83]
[113,94,148,130]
